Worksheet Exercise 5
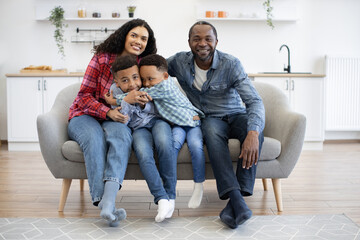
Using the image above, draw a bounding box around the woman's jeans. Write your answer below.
[132,119,176,204]
[68,115,132,206]
[172,125,205,183]
[201,113,264,199]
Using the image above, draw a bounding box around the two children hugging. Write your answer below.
[104,54,206,222]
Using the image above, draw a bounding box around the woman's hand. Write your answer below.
[123,90,152,105]
[104,91,117,106]
[106,107,129,123]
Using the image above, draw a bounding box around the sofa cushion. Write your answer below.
[62,140,84,163]
[62,136,281,164]
[260,137,281,161]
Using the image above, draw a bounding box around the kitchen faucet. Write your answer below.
[279,44,291,73]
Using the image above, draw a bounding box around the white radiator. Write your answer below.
[325,56,360,131]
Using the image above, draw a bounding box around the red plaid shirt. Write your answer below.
[68,53,117,121]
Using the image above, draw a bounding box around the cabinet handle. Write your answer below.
[291,79,295,91]
[38,80,41,91]
[285,79,289,90]
[43,80,47,91]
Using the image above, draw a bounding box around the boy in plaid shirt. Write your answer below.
[106,54,206,220]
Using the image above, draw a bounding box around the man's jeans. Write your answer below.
[172,125,205,183]
[132,119,176,203]
[201,113,264,199]
[68,115,132,205]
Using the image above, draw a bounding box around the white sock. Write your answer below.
[166,199,175,218]
[155,199,172,222]
[188,182,203,208]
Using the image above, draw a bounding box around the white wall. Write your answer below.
[1,0,360,140]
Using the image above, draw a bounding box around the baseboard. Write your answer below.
[7,142,40,151]
[324,139,360,144]
[325,131,360,140]
[303,141,323,151]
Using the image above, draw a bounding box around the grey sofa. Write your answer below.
[37,81,306,212]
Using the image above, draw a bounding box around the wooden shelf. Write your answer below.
[36,17,131,21]
[196,18,297,22]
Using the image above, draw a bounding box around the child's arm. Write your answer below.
[114,91,151,105]
[140,81,170,100]
[142,78,205,119]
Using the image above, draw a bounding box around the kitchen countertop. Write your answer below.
[6,72,85,77]
[248,73,325,77]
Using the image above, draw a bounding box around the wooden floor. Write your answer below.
[0,142,359,225]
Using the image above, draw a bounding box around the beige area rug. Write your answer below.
[0,214,359,240]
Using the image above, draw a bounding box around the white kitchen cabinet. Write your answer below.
[254,76,325,149]
[6,75,81,151]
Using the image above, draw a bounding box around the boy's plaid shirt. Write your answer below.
[116,76,204,127]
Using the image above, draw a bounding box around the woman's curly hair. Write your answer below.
[93,18,157,57]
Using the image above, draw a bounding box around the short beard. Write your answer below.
[195,49,215,62]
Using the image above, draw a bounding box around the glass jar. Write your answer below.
[112,11,120,18]
[77,7,86,18]
[77,1,87,18]
[92,11,101,18]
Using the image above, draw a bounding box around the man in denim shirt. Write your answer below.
[167,21,265,229]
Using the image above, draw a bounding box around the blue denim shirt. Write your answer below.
[167,50,265,133]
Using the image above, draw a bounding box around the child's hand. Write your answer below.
[107,107,129,123]
[193,115,200,120]
[104,91,117,105]
[124,90,152,104]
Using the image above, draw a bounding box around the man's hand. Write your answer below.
[123,90,152,105]
[104,91,117,106]
[193,115,200,120]
[106,107,129,123]
[239,131,260,169]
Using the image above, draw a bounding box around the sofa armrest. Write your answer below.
[37,109,70,177]
[254,82,306,178]
[275,110,306,177]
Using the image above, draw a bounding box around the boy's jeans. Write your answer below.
[132,119,177,203]
[172,125,205,183]
[201,113,264,199]
[68,115,132,205]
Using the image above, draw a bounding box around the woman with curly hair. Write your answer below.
[67,19,157,227]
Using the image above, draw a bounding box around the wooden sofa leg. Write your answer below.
[58,179,72,212]
[271,178,283,212]
[262,178,268,191]
[80,179,84,191]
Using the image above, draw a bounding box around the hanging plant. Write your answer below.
[49,6,68,58]
[263,0,274,29]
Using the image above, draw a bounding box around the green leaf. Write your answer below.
[49,6,67,58]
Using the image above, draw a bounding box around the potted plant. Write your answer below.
[127,6,136,18]
[49,6,68,58]
[263,0,274,29]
